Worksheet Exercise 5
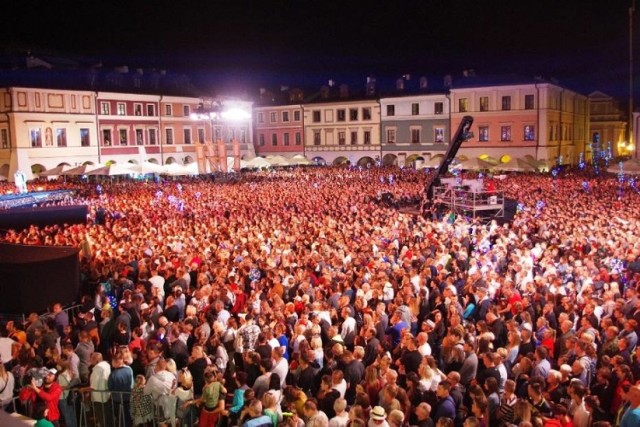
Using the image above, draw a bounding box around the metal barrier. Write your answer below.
[12,389,201,427]
[39,304,85,322]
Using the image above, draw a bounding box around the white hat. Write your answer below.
[371,406,387,421]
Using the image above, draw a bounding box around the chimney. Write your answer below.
[328,79,335,87]
[365,76,376,96]
[260,88,266,95]
[419,76,428,89]
[280,85,289,92]
[339,84,349,98]
[320,85,330,99]
[443,74,452,88]
[136,68,144,75]
[396,78,404,91]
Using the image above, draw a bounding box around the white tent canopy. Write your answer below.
[245,157,272,168]
[86,163,134,176]
[266,155,291,166]
[161,163,191,176]
[289,155,312,165]
[39,164,73,176]
[127,161,165,174]
[61,164,102,176]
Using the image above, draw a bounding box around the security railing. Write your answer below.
[12,389,200,427]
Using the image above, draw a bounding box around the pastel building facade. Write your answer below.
[254,104,304,157]
[303,98,381,166]
[379,93,451,167]
[450,80,589,166]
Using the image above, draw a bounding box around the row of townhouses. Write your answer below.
[0,76,629,180]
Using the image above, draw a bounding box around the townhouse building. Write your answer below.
[449,77,589,166]
[302,85,381,166]
[379,80,450,166]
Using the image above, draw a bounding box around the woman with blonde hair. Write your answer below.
[363,365,382,407]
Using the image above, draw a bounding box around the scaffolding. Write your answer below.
[433,186,505,220]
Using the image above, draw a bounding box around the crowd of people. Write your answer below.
[0,165,640,427]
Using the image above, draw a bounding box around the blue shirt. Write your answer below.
[621,407,640,427]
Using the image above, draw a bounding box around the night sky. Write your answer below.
[1,0,636,98]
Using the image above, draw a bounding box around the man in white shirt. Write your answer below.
[417,332,432,356]
[148,268,165,303]
[271,347,289,388]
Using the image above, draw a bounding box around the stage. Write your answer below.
[0,190,87,231]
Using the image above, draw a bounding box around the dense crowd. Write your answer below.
[1,165,640,427]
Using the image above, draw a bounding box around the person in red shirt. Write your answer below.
[19,368,63,424]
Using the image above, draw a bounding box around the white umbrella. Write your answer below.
[127,161,165,174]
[266,155,291,166]
[39,164,73,177]
[459,158,493,170]
[161,162,190,176]
[86,163,134,176]
[424,155,444,168]
[245,157,272,168]
[289,155,312,165]
[62,164,101,176]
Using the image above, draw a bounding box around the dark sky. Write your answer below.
[0,0,635,98]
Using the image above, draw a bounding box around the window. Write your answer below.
[386,128,396,144]
[349,108,358,121]
[501,96,511,111]
[259,134,265,146]
[283,111,289,122]
[117,103,126,116]
[136,129,144,145]
[100,102,110,115]
[479,97,489,112]
[284,133,290,146]
[295,132,302,145]
[338,131,346,145]
[411,128,421,144]
[0,129,7,148]
[134,104,142,116]
[364,131,371,145]
[387,105,395,116]
[525,94,535,110]
[240,129,246,143]
[500,126,511,141]
[80,128,90,147]
[56,128,67,147]
[183,129,191,145]
[146,104,155,116]
[165,104,173,116]
[337,109,346,122]
[198,128,205,143]
[350,131,358,145]
[434,128,445,143]
[524,125,535,141]
[459,98,469,112]
[412,103,419,115]
[313,130,321,145]
[30,128,42,147]
[149,129,157,145]
[312,110,321,123]
[102,129,112,146]
[270,112,277,123]
[258,112,265,123]
[294,111,301,121]
[272,134,277,146]
[362,108,372,120]
[183,105,190,117]
[214,127,221,141]
[479,126,489,142]
[119,129,128,145]
[165,128,174,145]
[434,102,444,115]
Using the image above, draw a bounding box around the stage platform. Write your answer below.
[0,190,75,209]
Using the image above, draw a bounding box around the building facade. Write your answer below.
[588,91,629,159]
[379,93,450,167]
[450,80,589,166]
[254,104,304,157]
[303,98,381,166]
[0,87,98,179]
